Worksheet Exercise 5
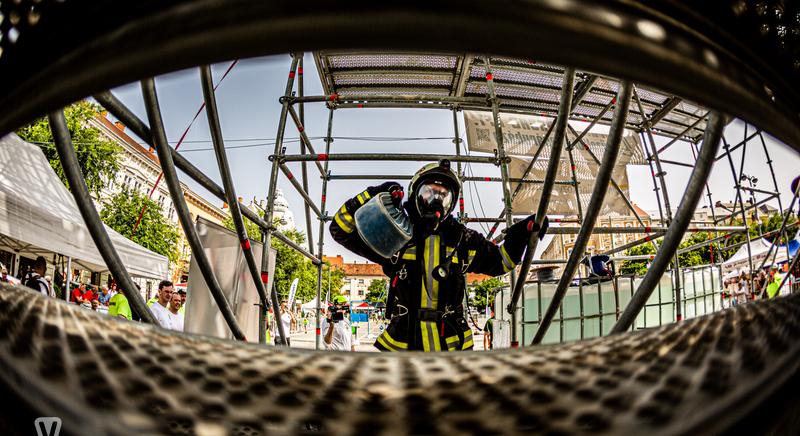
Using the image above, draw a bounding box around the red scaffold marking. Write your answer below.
[316,328,321,335]
[241,240,251,250]
[261,272,269,283]
[321,195,326,202]
[611,98,617,105]
[486,73,493,81]
[286,171,294,180]
[298,67,304,75]
[645,226,652,233]
[484,177,492,181]
[329,93,339,101]
[298,125,304,133]
[289,71,296,79]
[317,154,329,161]
[676,314,683,321]
[357,103,364,108]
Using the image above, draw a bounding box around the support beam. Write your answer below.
[644,96,682,127]
[634,87,673,222]
[279,153,496,164]
[48,110,158,326]
[286,105,327,177]
[200,65,271,343]
[261,57,300,346]
[315,108,335,350]
[296,54,315,255]
[506,67,576,324]
[141,78,246,340]
[532,81,633,345]
[723,136,755,294]
[291,94,487,106]
[714,129,760,162]
[655,113,708,154]
[484,57,521,344]
[278,163,323,218]
[612,112,725,334]
[601,233,664,256]
[326,174,575,184]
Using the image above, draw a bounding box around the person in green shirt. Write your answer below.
[766,265,784,299]
[108,292,132,320]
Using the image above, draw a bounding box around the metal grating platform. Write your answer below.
[1,284,798,435]
[314,52,708,141]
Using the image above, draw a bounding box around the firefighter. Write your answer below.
[330,160,547,352]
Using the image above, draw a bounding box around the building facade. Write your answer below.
[324,255,387,302]
[91,114,228,284]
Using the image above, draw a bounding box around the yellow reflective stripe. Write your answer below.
[380,330,407,349]
[363,190,371,200]
[402,253,416,260]
[500,245,515,272]
[334,213,355,233]
[376,331,407,352]
[446,247,459,263]
[462,338,474,349]
[357,194,366,204]
[467,249,477,267]
[420,321,441,352]
[356,190,372,205]
[339,206,354,224]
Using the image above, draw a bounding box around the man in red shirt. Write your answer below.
[82,286,97,303]
[71,283,87,304]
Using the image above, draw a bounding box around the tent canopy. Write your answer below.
[0,134,169,279]
[721,236,792,275]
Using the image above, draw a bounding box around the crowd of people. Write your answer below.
[721,264,787,307]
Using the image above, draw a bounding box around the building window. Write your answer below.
[358,279,364,284]
[358,290,364,296]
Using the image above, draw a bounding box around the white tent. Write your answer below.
[300,297,324,314]
[0,134,168,279]
[721,237,788,275]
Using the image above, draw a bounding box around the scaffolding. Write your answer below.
[67,52,790,349]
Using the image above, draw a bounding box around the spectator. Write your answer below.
[108,290,132,320]
[148,280,172,308]
[176,287,187,315]
[24,256,50,297]
[320,295,354,351]
[82,285,97,303]
[766,265,784,298]
[1,266,10,283]
[97,287,111,306]
[166,292,184,331]
[483,311,494,350]
[90,300,99,311]
[71,283,86,304]
[275,300,295,346]
[149,280,175,328]
[734,275,749,305]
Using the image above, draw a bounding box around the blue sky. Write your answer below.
[108,53,800,262]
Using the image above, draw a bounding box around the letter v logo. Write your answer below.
[35,417,62,436]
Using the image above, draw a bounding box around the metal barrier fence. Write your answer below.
[494,264,724,346]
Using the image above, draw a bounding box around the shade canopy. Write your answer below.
[0,134,169,279]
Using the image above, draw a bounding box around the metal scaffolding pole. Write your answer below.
[566,147,584,222]
[291,94,488,106]
[141,78,245,340]
[612,112,724,334]
[280,153,496,164]
[200,65,271,343]
[48,110,158,326]
[452,109,466,220]
[278,164,323,218]
[506,67,576,331]
[261,57,300,346]
[714,129,761,162]
[758,129,792,267]
[690,139,721,266]
[532,81,632,345]
[93,91,322,266]
[297,54,314,255]
[722,136,756,295]
[655,113,709,154]
[315,108,334,350]
[634,88,680,319]
[601,232,664,256]
[483,57,521,345]
[325,174,575,185]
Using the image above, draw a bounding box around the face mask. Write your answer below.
[417,182,453,213]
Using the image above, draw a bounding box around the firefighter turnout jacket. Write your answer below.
[330,185,534,352]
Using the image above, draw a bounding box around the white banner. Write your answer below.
[463,111,646,217]
[287,277,299,309]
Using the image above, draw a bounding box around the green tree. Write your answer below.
[469,277,503,312]
[365,279,388,304]
[222,205,263,240]
[100,188,180,263]
[17,100,121,197]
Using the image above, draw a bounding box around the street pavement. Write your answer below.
[286,317,488,352]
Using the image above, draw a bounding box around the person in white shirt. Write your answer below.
[166,292,184,331]
[275,300,295,346]
[320,295,355,351]
[150,280,178,330]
